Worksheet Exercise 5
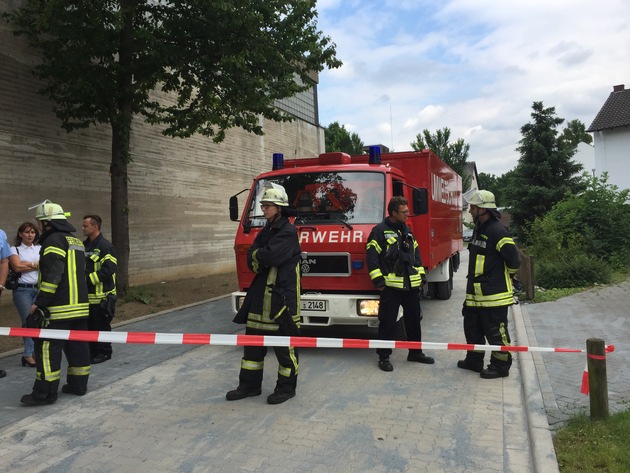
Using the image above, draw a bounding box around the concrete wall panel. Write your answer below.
[1,1,322,284]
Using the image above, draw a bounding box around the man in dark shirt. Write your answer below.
[366,196,434,372]
[82,215,118,364]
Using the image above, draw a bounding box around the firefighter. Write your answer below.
[227,184,302,405]
[21,200,90,405]
[82,214,117,364]
[366,195,434,372]
[458,189,521,379]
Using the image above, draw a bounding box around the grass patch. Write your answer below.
[528,269,630,303]
[532,287,590,303]
[554,408,630,472]
[123,288,154,305]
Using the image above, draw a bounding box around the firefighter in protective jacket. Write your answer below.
[227,184,301,405]
[366,196,434,372]
[82,215,117,364]
[458,189,521,379]
[21,200,90,405]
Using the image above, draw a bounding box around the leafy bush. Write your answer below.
[535,252,611,289]
[527,173,630,289]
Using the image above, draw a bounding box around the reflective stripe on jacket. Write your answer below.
[366,218,425,290]
[235,216,302,332]
[465,218,520,308]
[36,231,89,320]
[84,233,117,304]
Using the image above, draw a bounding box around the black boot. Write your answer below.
[90,353,111,364]
[20,393,57,406]
[480,365,509,379]
[407,352,435,364]
[267,389,295,405]
[457,359,483,373]
[226,385,262,401]
[62,384,87,396]
[378,356,393,372]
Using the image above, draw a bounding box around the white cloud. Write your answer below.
[316,0,630,176]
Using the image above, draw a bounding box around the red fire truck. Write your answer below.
[229,147,463,328]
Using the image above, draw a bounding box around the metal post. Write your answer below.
[516,249,535,300]
[586,338,609,420]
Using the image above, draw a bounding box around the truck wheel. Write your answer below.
[436,280,451,299]
[452,253,460,272]
[436,264,453,300]
[420,282,430,299]
[434,259,454,300]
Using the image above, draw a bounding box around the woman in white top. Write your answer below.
[9,222,41,368]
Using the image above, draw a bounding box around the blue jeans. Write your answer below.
[12,287,38,357]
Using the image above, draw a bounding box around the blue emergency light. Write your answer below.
[272,153,284,170]
[368,146,381,164]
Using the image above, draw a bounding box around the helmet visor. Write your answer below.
[463,189,483,206]
[463,189,496,208]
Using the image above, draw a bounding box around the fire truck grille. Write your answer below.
[300,253,350,277]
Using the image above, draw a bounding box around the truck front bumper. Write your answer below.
[231,292,381,328]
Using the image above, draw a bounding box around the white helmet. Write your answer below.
[463,189,497,209]
[260,185,289,207]
[30,199,71,220]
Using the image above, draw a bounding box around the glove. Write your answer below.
[511,276,523,292]
[100,294,117,323]
[274,310,301,337]
[461,303,469,318]
[27,306,51,328]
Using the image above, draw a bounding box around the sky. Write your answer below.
[315,0,630,176]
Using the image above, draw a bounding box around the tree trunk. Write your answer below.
[110,1,136,297]
[110,131,130,296]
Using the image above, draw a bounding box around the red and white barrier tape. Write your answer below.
[0,327,616,353]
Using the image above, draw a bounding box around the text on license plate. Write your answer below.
[301,300,326,311]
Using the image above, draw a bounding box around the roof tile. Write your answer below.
[587,85,630,132]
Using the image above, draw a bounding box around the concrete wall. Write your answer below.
[0,0,322,284]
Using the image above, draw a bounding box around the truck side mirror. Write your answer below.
[412,188,428,215]
[229,195,239,221]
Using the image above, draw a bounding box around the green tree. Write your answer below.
[5,0,341,293]
[410,127,471,190]
[506,102,584,242]
[559,119,593,149]
[324,122,365,154]
[493,169,520,209]
[477,172,498,194]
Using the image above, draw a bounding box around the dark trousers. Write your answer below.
[88,303,112,357]
[32,318,90,400]
[238,328,298,394]
[376,286,423,358]
[462,305,512,372]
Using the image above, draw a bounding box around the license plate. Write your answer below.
[301,300,326,311]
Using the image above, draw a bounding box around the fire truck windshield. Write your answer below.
[246,171,385,227]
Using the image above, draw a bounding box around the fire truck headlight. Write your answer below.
[358,300,380,317]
